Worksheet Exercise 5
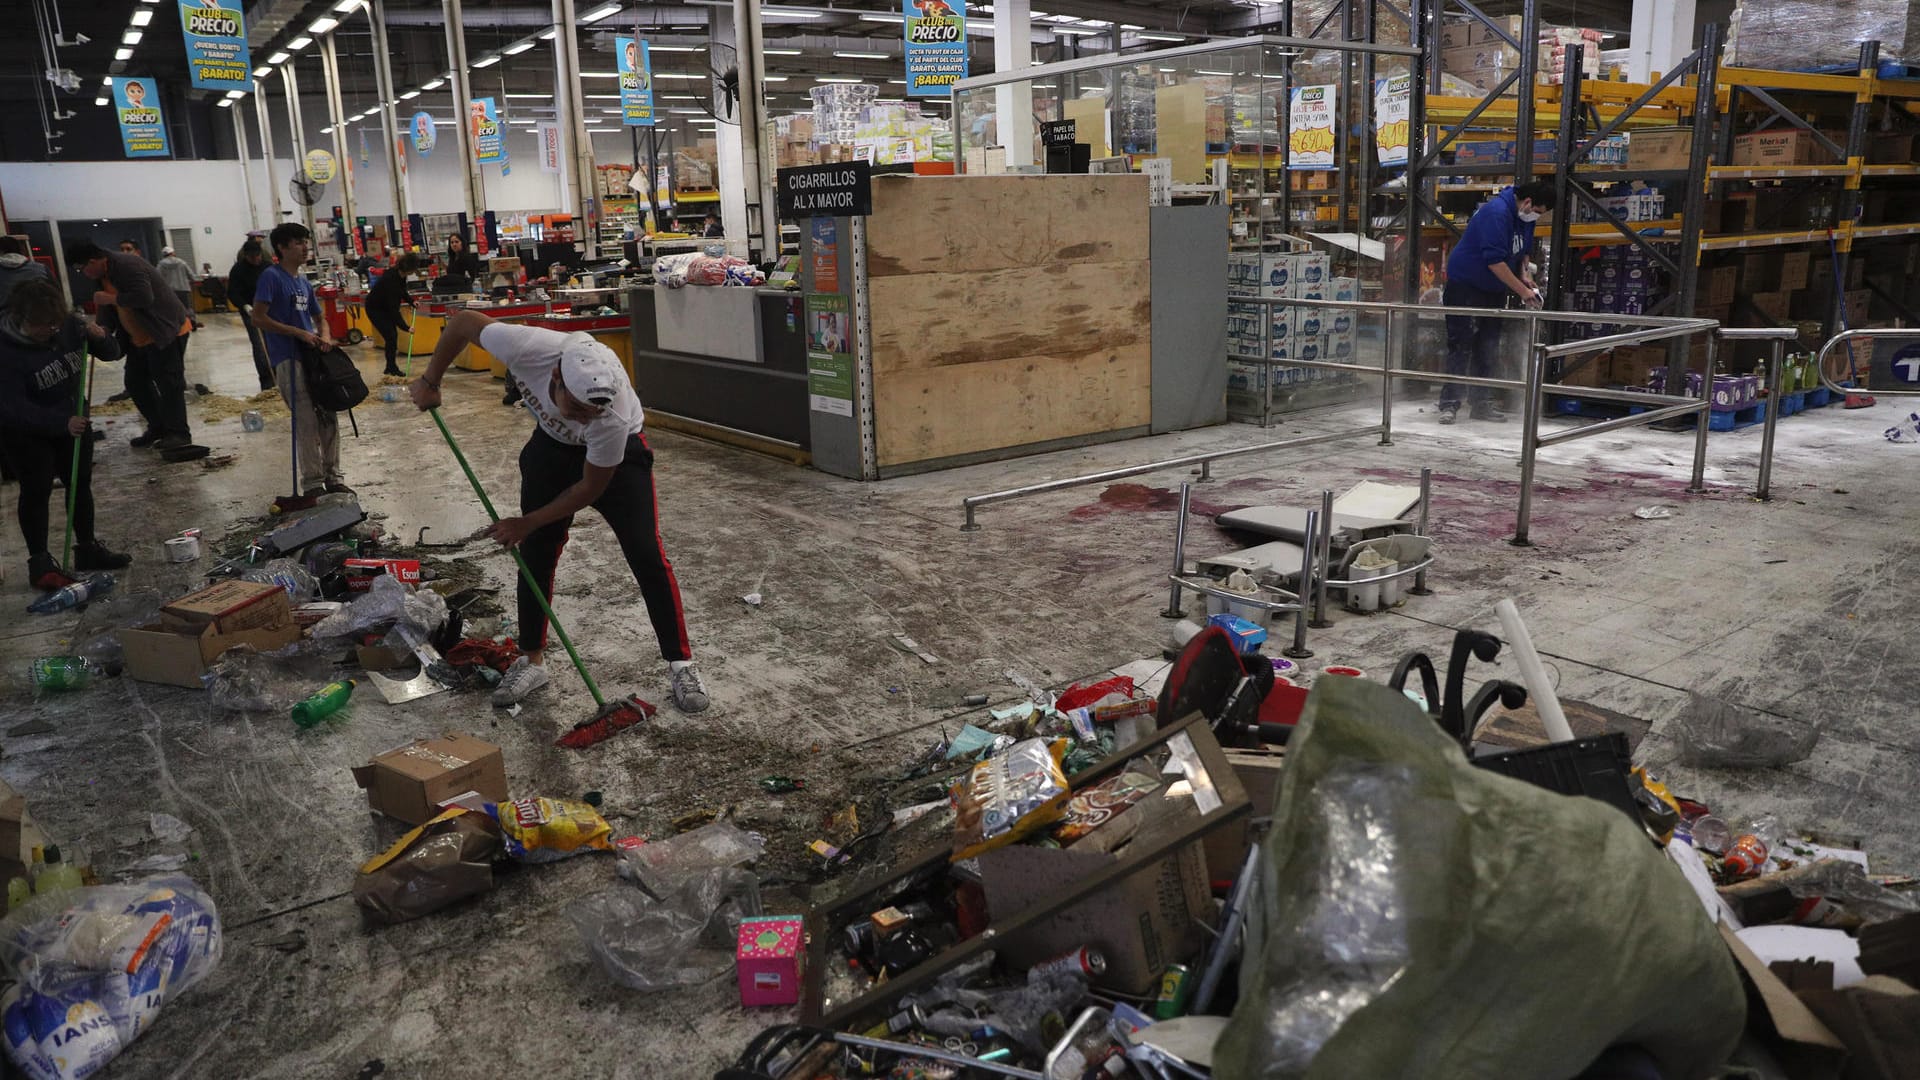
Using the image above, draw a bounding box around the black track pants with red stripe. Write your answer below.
[516,428,693,662]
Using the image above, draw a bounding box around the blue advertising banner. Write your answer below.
[470,97,507,164]
[617,36,655,126]
[902,0,967,98]
[112,78,170,159]
[176,1,251,92]
[410,111,437,157]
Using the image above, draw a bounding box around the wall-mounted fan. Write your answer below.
[290,170,325,206]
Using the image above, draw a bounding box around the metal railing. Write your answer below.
[1718,327,1801,501]
[1818,328,1920,398]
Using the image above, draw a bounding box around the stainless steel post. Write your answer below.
[1689,332,1716,493]
[442,0,485,232]
[1284,509,1318,660]
[1379,307,1396,444]
[252,79,284,227]
[319,35,358,260]
[280,63,314,233]
[1756,338,1784,500]
[1512,343,1547,545]
[1163,482,1193,619]
[1411,465,1433,595]
[1311,489,1334,627]
[230,104,259,233]
[367,0,409,237]
[553,0,597,258]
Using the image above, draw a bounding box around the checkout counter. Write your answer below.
[627,284,811,457]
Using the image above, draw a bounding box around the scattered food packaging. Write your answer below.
[352,808,502,924]
[342,558,423,593]
[351,735,509,825]
[950,738,1072,862]
[870,906,912,939]
[736,915,804,1007]
[487,797,613,863]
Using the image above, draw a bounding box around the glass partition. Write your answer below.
[953,37,1417,423]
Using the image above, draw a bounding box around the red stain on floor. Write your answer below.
[1068,483,1236,521]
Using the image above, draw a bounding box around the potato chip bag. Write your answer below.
[487,797,613,863]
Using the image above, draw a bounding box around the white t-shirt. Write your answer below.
[479,322,645,467]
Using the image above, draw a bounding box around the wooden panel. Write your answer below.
[868,261,1151,374]
[1061,97,1111,158]
[865,174,1148,277]
[1155,83,1209,184]
[874,345,1151,467]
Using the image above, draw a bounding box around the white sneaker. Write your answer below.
[492,657,549,707]
[669,662,709,713]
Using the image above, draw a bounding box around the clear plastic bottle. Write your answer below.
[26,574,114,615]
[28,656,92,692]
[6,876,30,912]
[291,679,356,727]
[32,846,81,895]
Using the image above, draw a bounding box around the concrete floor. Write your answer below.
[2,313,1915,1078]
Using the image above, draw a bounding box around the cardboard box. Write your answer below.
[736,915,804,1007]
[1868,132,1920,164]
[352,735,509,825]
[1442,42,1521,74]
[1778,250,1811,291]
[1612,345,1668,387]
[0,781,49,881]
[162,580,292,635]
[1731,129,1832,167]
[1700,265,1738,307]
[1846,288,1872,325]
[1556,354,1613,387]
[1741,250,1779,292]
[1719,923,1846,1077]
[1751,291,1793,323]
[1202,748,1287,879]
[1628,127,1693,170]
[1438,19,1476,49]
[122,619,301,689]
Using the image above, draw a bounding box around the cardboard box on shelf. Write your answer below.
[1731,129,1835,168]
[352,735,510,825]
[1741,250,1780,292]
[1438,19,1476,49]
[1868,132,1920,164]
[1778,250,1811,291]
[1750,291,1793,322]
[1442,42,1522,74]
[1846,289,1872,325]
[1627,127,1693,171]
[1700,265,1738,307]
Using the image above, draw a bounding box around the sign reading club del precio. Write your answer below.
[177,1,252,93]
[777,162,874,218]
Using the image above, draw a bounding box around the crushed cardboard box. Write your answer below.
[352,735,509,825]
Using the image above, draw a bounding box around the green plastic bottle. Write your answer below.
[28,657,91,691]
[32,846,80,895]
[291,679,356,727]
[6,876,30,912]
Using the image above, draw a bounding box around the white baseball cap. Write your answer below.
[559,332,624,406]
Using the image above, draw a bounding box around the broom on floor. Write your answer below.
[427,407,654,748]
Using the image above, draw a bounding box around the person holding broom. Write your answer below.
[407,309,709,713]
[0,280,131,589]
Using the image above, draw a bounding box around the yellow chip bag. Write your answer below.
[488,796,613,863]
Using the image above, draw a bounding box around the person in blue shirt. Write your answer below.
[1441,181,1556,424]
[248,223,353,512]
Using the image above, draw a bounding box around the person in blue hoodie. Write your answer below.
[0,280,131,589]
[1441,181,1556,424]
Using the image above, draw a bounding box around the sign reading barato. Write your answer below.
[777,162,873,218]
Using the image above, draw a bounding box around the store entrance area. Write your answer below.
[1,315,1911,1075]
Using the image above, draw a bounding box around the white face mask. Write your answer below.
[1518,209,1542,223]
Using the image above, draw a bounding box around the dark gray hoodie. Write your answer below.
[0,252,51,312]
[0,312,122,437]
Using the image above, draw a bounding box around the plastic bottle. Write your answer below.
[290,679,356,727]
[32,847,81,895]
[241,410,264,432]
[6,877,30,912]
[28,656,92,692]
[26,573,114,615]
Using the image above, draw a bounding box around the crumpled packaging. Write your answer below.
[352,809,502,925]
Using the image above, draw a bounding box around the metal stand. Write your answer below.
[1283,508,1318,660]
[1309,489,1334,628]
[1163,482,1193,618]
[1756,339,1784,500]
[1410,465,1434,595]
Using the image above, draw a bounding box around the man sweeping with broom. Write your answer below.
[408,309,709,714]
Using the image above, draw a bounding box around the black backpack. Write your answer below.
[299,343,369,412]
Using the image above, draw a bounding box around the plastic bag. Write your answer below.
[487,797,612,863]
[353,809,502,925]
[71,588,166,676]
[307,574,442,638]
[1675,691,1821,769]
[1214,676,1745,1080]
[0,876,222,1080]
[616,821,764,898]
[241,557,318,603]
[950,738,1071,861]
[652,252,696,289]
[202,639,337,715]
[569,867,762,991]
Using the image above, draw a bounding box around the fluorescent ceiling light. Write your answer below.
[585,93,622,99]
[321,125,333,133]
[226,90,246,98]
[504,93,549,99]
[503,40,536,55]
[667,108,706,113]
[433,119,456,125]
[858,12,906,22]
[816,76,865,83]
[762,6,824,17]
[123,30,143,45]
[1193,69,1233,76]
[289,36,313,49]
[1136,32,1186,41]
[509,119,539,125]
[130,9,153,27]
[95,96,109,106]
[579,71,620,78]
[1157,66,1175,72]
[253,65,270,76]
[1032,82,1057,88]
[650,45,701,53]
[540,29,557,40]
[886,78,907,84]
[579,3,622,23]
[114,47,133,61]
[399,89,420,99]
[422,78,445,89]
[101,75,111,85]
[660,94,698,100]
[762,75,789,82]
[835,50,889,59]
[653,72,705,80]
[308,17,339,35]
[472,55,501,68]
[268,51,291,64]
[764,48,802,55]
[1053,27,1100,36]
[335,0,364,11]
[601,108,625,113]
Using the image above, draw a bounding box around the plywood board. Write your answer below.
[868,261,1151,373]
[865,174,1148,277]
[1061,97,1111,159]
[1155,83,1209,184]
[874,345,1151,466]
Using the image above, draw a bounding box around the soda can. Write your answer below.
[844,921,875,959]
[1723,833,1769,877]
[1033,946,1107,979]
[1154,963,1192,1020]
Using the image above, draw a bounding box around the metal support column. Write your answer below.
[1688,332,1715,492]
[1544,44,1582,329]
[1756,338,1784,500]
[733,0,773,260]
[1284,510,1318,660]
[252,79,285,227]
[1379,307,1397,443]
[1163,483,1193,618]
[281,63,314,233]
[319,34,359,259]
[1833,41,1880,339]
[1411,465,1433,595]
[1673,25,1721,328]
[552,0,596,258]
[1513,0,1541,182]
[1401,0,1433,309]
[1512,342,1548,545]
[1310,488,1335,627]
[231,104,260,234]
[367,0,409,240]
[443,0,485,234]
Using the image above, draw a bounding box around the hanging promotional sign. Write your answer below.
[111,78,170,159]
[902,0,967,98]
[617,36,655,126]
[176,1,251,92]
[537,121,562,174]
[304,148,337,183]
[470,97,507,163]
[1374,74,1411,167]
[410,111,437,156]
[1288,83,1337,171]
[806,293,854,416]
[359,128,370,168]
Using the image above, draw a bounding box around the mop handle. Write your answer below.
[61,350,96,568]
[428,408,605,706]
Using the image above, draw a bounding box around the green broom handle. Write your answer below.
[62,351,96,568]
[428,407,604,706]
